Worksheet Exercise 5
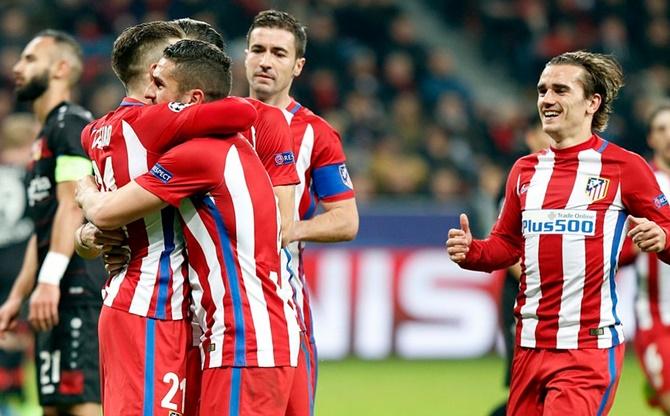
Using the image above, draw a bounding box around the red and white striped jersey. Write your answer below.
[242,98,298,187]
[281,99,355,336]
[80,97,256,320]
[461,134,670,349]
[135,137,300,368]
[635,166,670,331]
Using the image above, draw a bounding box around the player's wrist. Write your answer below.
[37,251,70,286]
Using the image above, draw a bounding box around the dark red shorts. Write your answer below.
[508,343,624,416]
[198,333,310,416]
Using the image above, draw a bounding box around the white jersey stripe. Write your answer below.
[599,185,626,347]
[121,120,147,179]
[520,150,555,347]
[556,149,600,348]
[169,215,185,320]
[129,210,163,316]
[225,146,275,367]
[180,198,226,368]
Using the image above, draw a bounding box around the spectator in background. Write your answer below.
[0,113,36,416]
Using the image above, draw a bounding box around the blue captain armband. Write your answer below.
[312,163,354,199]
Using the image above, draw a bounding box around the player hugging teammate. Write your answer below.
[0,11,359,416]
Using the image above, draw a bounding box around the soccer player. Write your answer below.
[77,39,303,416]
[76,22,256,415]
[160,18,300,416]
[168,17,298,246]
[628,104,670,414]
[244,10,360,407]
[0,30,103,416]
[447,51,670,415]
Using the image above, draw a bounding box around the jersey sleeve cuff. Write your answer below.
[135,177,182,208]
[320,190,356,203]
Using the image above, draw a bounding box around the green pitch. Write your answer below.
[10,354,662,415]
[315,355,660,416]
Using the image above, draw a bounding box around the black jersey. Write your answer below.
[25,101,105,305]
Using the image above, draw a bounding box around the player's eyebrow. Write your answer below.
[151,72,165,87]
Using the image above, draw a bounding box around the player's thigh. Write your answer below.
[286,334,311,416]
[36,304,101,407]
[544,344,624,416]
[184,345,202,416]
[507,347,544,416]
[98,307,191,415]
[200,366,295,416]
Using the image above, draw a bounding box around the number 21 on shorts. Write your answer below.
[162,371,187,414]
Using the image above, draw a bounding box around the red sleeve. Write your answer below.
[138,97,257,152]
[618,237,637,266]
[80,120,95,158]
[310,119,355,202]
[620,152,670,262]
[135,139,225,207]
[247,106,299,186]
[460,163,523,272]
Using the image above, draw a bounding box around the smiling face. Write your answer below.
[536,64,601,145]
[244,27,304,103]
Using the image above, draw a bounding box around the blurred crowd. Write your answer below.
[0,0,668,209]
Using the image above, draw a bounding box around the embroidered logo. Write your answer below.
[339,164,353,189]
[274,152,295,166]
[585,176,609,203]
[150,163,173,184]
[168,101,191,112]
[654,194,669,209]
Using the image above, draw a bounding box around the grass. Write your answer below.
[9,354,662,415]
[315,354,660,416]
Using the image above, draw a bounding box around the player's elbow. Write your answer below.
[340,213,359,241]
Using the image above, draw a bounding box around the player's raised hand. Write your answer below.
[446,213,473,263]
[28,283,60,332]
[0,296,22,338]
[628,215,667,253]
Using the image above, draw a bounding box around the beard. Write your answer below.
[15,71,49,102]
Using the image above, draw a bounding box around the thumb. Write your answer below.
[627,215,646,227]
[460,213,471,234]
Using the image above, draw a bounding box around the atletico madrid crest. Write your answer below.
[585,176,610,202]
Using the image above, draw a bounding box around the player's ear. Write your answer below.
[293,57,305,78]
[51,58,69,81]
[186,89,205,105]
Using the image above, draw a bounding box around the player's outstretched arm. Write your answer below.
[76,175,167,230]
[446,214,473,263]
[0,235,37,337]
[153,96,258,150]
[289,198,359,243]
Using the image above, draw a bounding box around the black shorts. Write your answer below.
[35,303,101,406]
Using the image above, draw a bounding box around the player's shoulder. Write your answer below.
[600,138,646,165]
[294,104,340,139]
[56,102,93,124]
